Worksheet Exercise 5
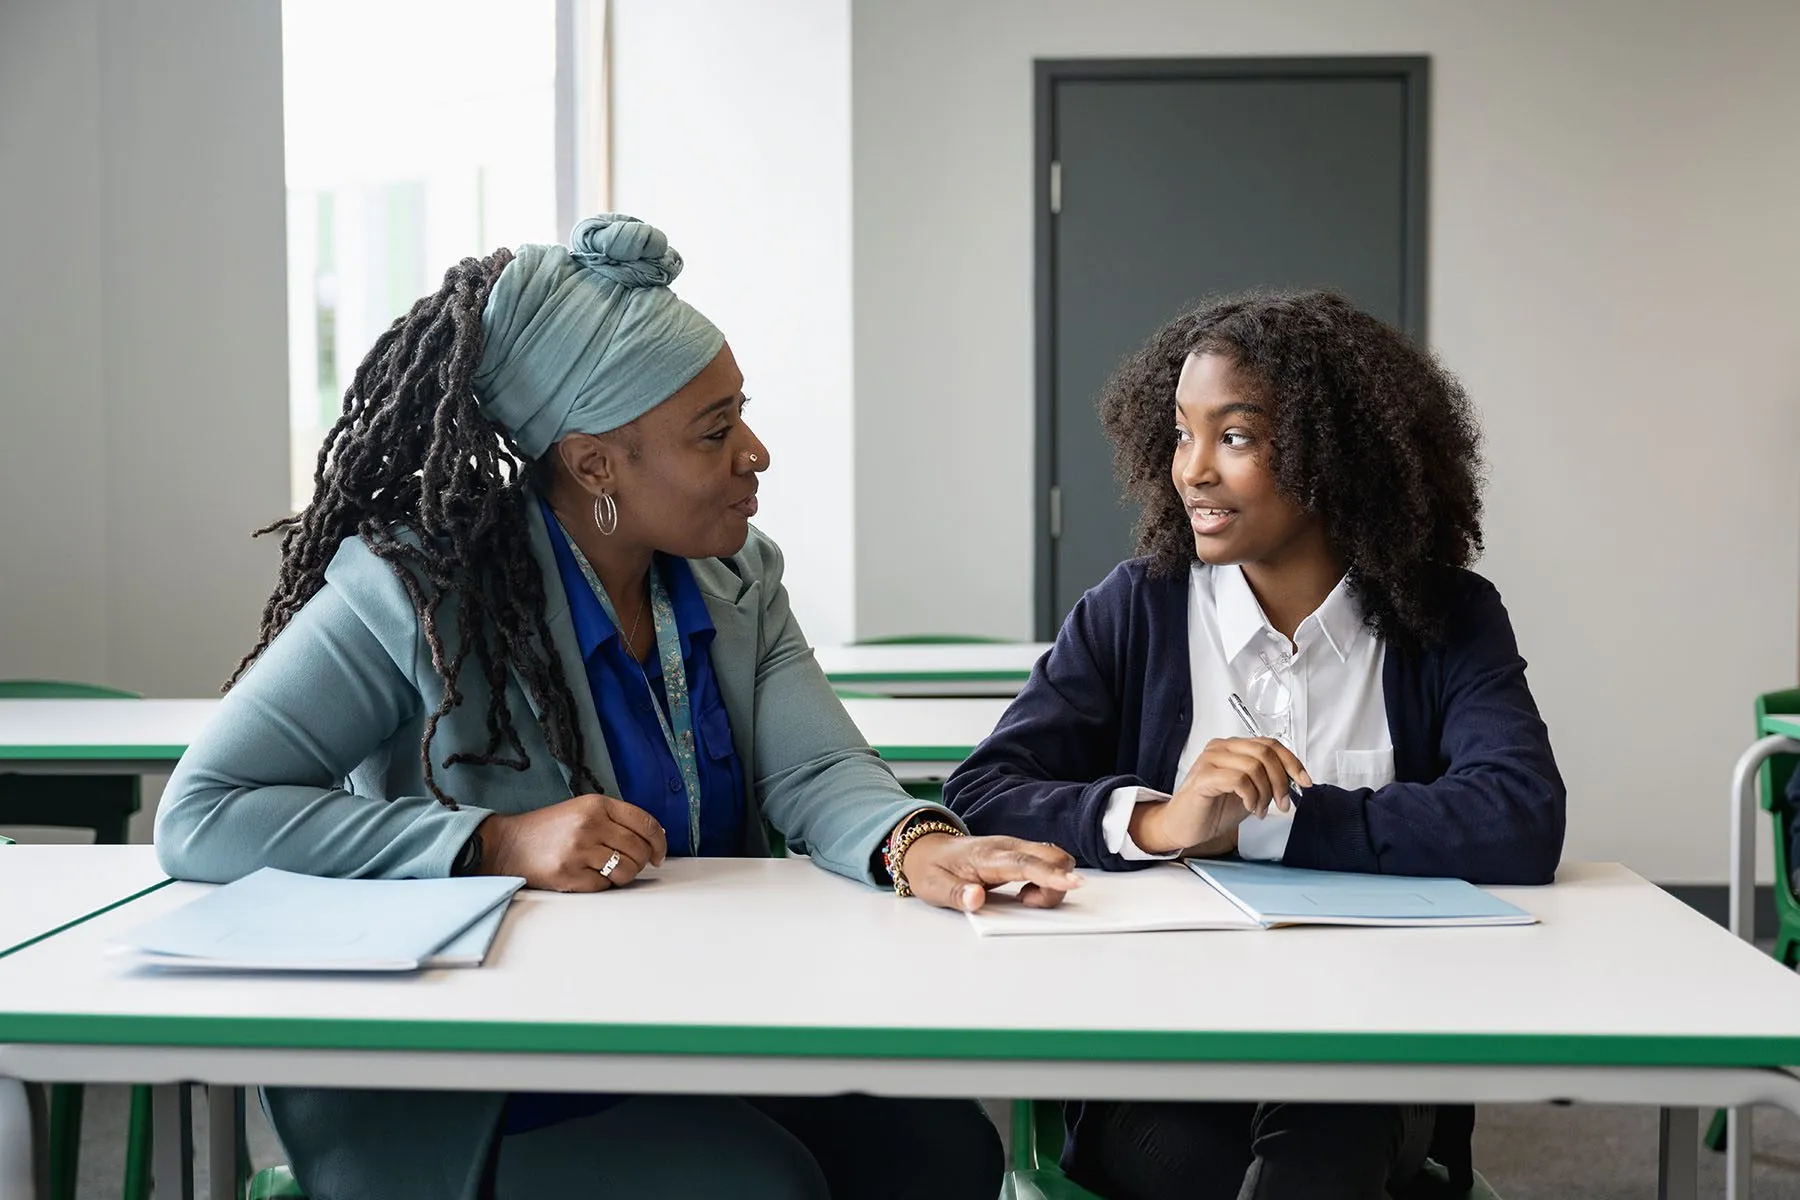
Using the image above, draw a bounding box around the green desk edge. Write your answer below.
[0,746,186,762]
[0,1007,1797,1071]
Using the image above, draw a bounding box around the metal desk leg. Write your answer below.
[0,1079,46,1200]
[1727,1105,1754,1200]
[206,1087,241,1200]
[1659,1107,1698,1200]
[152,1084,193,1200]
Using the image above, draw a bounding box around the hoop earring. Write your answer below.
[593,492,619,536]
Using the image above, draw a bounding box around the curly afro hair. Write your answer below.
[1098,290,1485,648]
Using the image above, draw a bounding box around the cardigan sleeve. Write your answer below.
[943,564,1164,871]
[1282,573,1567,885]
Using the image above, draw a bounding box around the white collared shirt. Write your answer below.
[1101,563,1395,861]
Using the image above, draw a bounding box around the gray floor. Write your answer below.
[48,1083,1800,1198]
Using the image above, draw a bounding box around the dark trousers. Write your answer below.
[491,1093,1003,1199]
[1063,1100,1435,1200]
[751,1094,1003,1200]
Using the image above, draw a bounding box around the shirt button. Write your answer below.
[667,777,681,792]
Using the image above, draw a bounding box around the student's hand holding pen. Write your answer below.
[1126,737,1313,856]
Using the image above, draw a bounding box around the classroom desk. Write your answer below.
[0,847,171,1200]
[0,697,1010,786]
[814,643,1049,697]
[1725,709,1800,1198]
[6,858,1800,1200]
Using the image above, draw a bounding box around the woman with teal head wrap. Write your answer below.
[155,216,1081,1200]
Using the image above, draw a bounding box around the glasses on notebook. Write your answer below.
[1243,650,1293,745]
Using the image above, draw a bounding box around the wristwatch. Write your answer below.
[451,828,484,877]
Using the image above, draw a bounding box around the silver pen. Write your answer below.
[1226,692,1304,808]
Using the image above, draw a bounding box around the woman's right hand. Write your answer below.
[1127,737,1312,856]
[478,794,668,892]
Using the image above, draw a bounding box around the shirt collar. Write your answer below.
[1209,563,1366,664]
[539,498,717,666]
[1308,573,1366,662]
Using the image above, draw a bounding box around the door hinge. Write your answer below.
[1049,485,1063,539]
[1049,160,1062,215]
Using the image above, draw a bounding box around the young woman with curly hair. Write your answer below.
[945,290,1566,1200]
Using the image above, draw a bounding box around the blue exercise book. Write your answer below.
[1185,860,1537,928]
[113,867,525,972]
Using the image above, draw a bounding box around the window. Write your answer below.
[282,0,560,511]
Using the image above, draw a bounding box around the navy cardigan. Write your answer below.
[945,560,1566,885]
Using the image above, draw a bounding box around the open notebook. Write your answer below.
[113,868,525,971]
[965,862,1261,936]
[965,860,1536,937]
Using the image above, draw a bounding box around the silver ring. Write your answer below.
[599,850,622,878]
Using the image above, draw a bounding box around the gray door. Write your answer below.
[1036,58,1428,636]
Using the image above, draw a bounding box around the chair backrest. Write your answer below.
[0,680,140,700]
[1760,689,1800,909]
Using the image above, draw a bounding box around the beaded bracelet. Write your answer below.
[883,816,965,898]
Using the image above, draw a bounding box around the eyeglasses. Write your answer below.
[1243,649,1293,745]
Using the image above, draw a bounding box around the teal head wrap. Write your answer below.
[472,214,726,459]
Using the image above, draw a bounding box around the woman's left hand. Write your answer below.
[900,834,1084,912]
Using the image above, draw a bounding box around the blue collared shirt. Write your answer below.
[504,506,749,1135]
[540,500,746,857]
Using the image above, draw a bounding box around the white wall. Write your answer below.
[851,0,1800,883]
[0,0,288,838]
[610,0,856,648]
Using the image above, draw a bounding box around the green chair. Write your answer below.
[0,680,143,843]
[1705,687,1800,1152]
[246,1165,306,1200]
[1,681,153,1200]
[1004,1099,1503,1200]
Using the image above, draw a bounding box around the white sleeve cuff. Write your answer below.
[1101,785,1180,861]
[1235,807,1296,861]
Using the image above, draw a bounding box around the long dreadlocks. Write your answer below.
[231,248,600,807]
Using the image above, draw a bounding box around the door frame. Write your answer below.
[1033,56,1431,638]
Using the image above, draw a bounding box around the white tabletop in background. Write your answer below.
[3,856,1799,1069]
[836,697,1008,759]
[0,845,170,954]
[0,700,216,763]
[815,644,1049,679]
[0,697,1008,765]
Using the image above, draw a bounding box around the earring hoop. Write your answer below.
[593,492,619,536]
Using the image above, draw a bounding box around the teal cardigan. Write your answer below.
[155,497,955,1200]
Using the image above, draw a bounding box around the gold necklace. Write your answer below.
[622,592,646,652]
